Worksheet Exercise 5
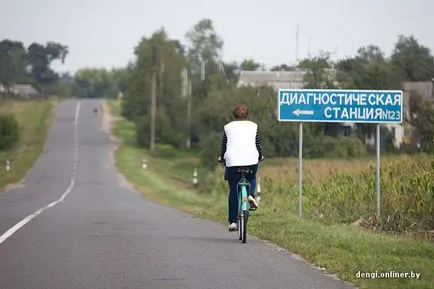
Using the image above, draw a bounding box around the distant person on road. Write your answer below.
[218,104,263,232]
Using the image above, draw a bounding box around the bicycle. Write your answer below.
[218,157,263,244]
[236,167,257,243]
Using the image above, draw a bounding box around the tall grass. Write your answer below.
[206,155,434,239]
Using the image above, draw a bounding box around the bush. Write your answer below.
[304,135,368,158]
[135,114,150,148]
[152,144,178,159]
[199,131,222,171]
[0,114,20,150]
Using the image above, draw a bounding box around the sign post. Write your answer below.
[298,123,303,217]
[278,89,403,218]
[376,124,381,218]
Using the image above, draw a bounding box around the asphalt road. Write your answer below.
[0,99,355,289]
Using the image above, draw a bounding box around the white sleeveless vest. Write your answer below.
[223,120,259,167]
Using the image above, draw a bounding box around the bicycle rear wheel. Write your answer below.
[242,210,247,243]
[238,213,242,240]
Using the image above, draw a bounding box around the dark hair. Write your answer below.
[233,104,249,119]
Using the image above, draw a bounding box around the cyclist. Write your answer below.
[218,104,263,231]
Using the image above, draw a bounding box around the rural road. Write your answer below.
[0,99,355,289]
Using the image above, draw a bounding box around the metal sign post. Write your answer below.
[376,124,381,218]
[298,123,303,217]
[277,89,403,218]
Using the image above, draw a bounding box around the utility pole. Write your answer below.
[181,68,191,149]
[187,77,192,149]
[295,23,300,66]
[150,45,157,152]
[160,59,165,99]
[201,60,206,81]
[308,35,312,59]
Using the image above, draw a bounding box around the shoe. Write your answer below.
[228,223,237,231]
[248,195,258,209]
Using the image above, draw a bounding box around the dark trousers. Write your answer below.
[225,164,258,223]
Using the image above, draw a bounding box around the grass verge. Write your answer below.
[106,100,433,289]
[0,100,55,191]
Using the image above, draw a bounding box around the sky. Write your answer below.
[1,0,433,74]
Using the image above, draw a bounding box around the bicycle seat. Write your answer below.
[237,167,252,174]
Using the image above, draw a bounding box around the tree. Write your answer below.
[185,18,224,77]
[335,45,402,144]
[270,64,293,71]
[391,35,434,81]
[75,68,116,98]
[111,68,129,93]
[409,92,434,152]
[240,58,260,71]
[357,45,385,64]
[122,28,188,149]
[27,42,68,87]
[0,40,27,90]
[184,19,225,146]
[221,61,239,85]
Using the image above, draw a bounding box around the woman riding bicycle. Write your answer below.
[218,104,264,231]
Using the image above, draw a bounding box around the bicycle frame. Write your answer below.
[237,171,252,243]
[237,173,250,213]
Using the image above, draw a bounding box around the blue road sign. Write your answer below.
[278,89,403,123]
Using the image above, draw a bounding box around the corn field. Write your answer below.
[206,155,434,238]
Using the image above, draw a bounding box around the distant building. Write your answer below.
[403,79,434,103]
[400,79,434,147]
[238,70,307,90]
[0,84,41,99]
[237,69,338,90]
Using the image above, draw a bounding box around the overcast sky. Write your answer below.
[1,0,432,74]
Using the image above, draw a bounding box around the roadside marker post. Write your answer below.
[256,177,261,205]
[277,89,403,218]
[193,167,198,189]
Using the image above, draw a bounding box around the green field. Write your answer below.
[106,100,433,289]
[0,100,54,191]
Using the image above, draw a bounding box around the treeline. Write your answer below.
[75,19,434,167]
[0,39,72,97]
[74,67,128,99]
[0,37,135,100]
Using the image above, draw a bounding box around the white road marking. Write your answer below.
[0,180,74,245]
[0,100,80,246]
[74,101,80,125]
